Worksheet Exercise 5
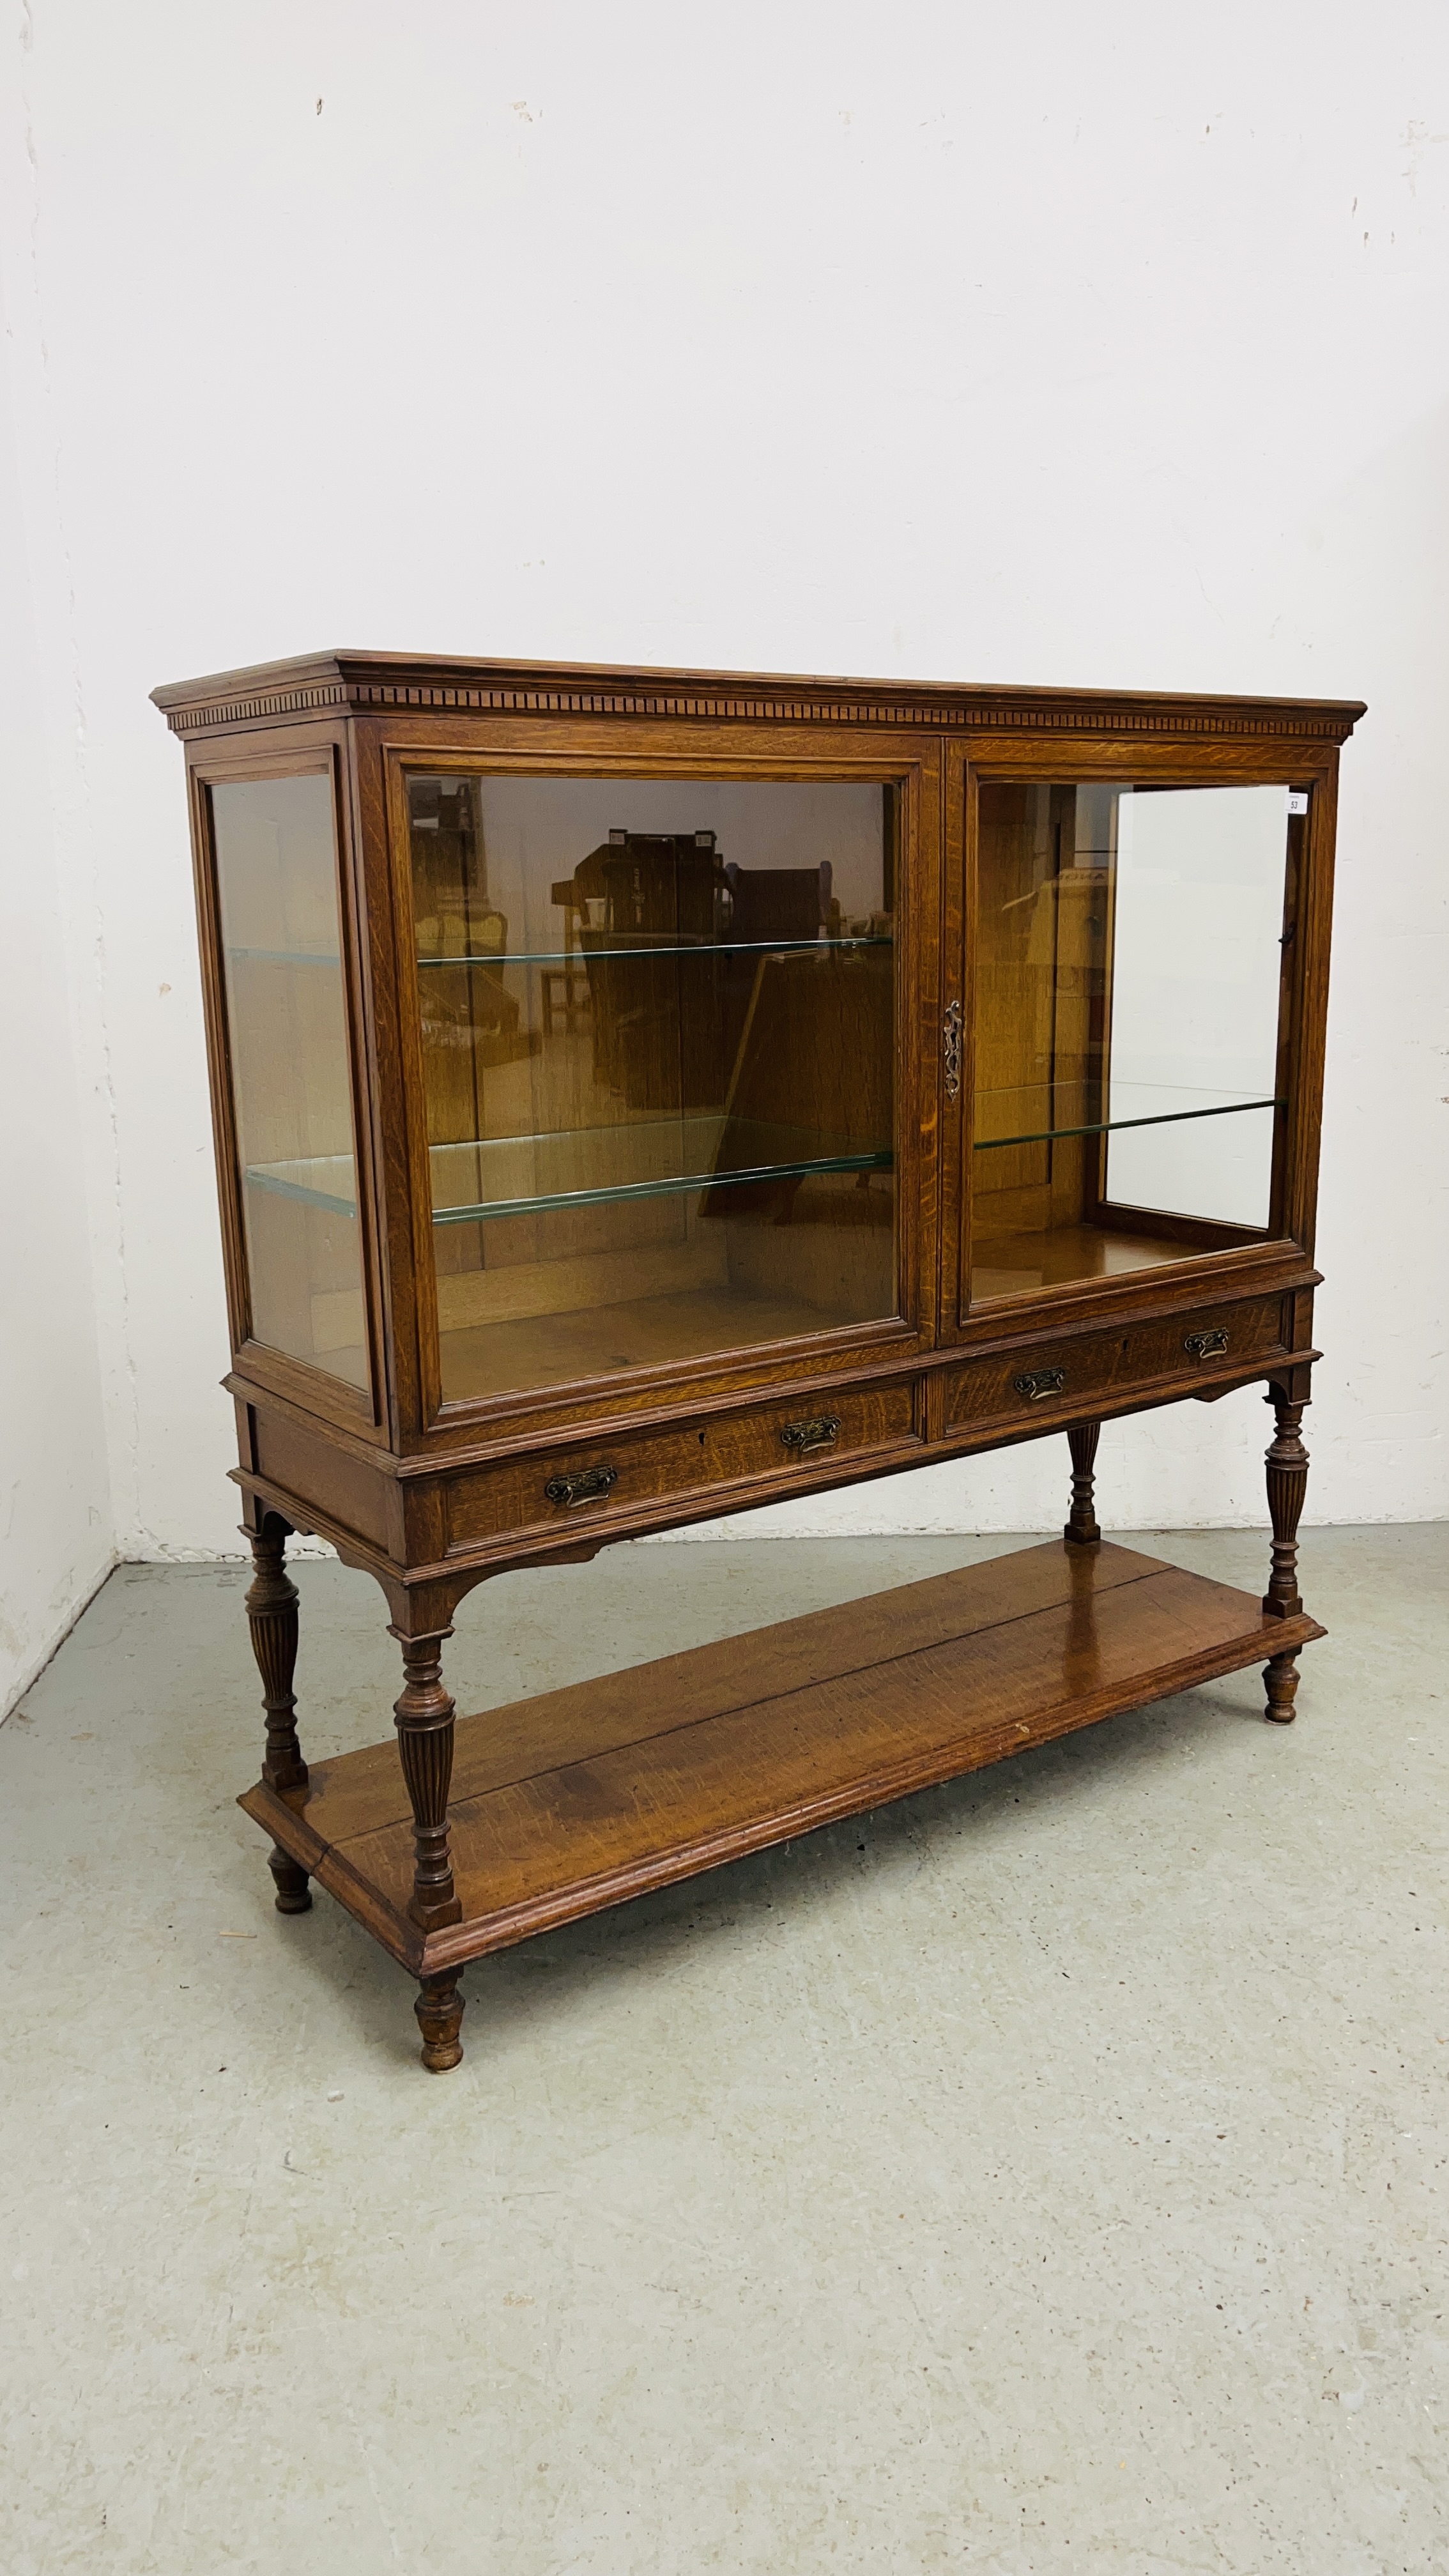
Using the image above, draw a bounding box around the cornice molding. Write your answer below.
[153,656,1366,744]
[164,680,350,732]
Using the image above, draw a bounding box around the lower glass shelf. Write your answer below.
[243,1116,893,1230]
[974,1082,1281,1153]
[244,1154,358,1216]
[431,1117,891,1227]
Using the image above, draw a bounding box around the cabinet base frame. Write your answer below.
[241,1537,1323,2068]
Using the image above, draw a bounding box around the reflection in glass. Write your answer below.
[970,781,1294,1304]
[408,774,898,1399]
[212,772,369,1390]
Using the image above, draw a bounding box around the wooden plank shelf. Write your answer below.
[243,1540,1324,1981]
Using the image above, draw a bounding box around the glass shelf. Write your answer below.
[974,1084,1282,1153]
[225,946,342,967]
[415,936,893,969]
[244,1118,893,1231]
[244,1153,358,1216]
[433,1115,891,1226]
[434,1151,892,1227]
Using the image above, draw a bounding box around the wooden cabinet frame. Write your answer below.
[154,652,1361,2073]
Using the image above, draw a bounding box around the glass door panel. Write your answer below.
[211,771,369,1390]
[969,779,1296,1305]
[407,774,898,1400]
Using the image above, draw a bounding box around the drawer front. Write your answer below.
[943,1294,1286,1434]
[445,1381,920,1551]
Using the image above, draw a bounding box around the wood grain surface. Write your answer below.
[243,1540,1325,1974]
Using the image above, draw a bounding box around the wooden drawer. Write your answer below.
[943,1294,1287,1435]
[444,1380,920,1552]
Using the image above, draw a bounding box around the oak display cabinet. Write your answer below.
[153,652,1361,2073]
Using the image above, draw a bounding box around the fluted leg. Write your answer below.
[392,1628,463,1932]
[1064,1422,1102,1547]
[268,1844,312,1913]
[1262,1393,1309,1722]
[245,1516,307,1793]
[415,1969,466,2073]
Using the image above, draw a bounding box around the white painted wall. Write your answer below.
[0,263,114,1711]
[1,1,1445,1615]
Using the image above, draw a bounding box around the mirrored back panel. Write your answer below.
[970,778,1299,1305]
[406,774,900,1401]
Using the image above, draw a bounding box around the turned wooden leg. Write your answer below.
[267,1844,312,1913]
[245,1515,308,1793]
[415,1968,466,2073]
[1064,1422,1102,1547]
[1262,1391,1309,1722]
[392,1627,463,1933]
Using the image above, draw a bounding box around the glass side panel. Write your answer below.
[408,774,898,1400]
[970,780,1294,1305]
[211,772,369,1391]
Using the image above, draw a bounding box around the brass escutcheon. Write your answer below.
[942,999,963,1101]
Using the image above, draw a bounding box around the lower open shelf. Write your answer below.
[243,1540,1324,1977]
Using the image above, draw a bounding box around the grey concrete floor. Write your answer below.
[1,1524,1446,2575]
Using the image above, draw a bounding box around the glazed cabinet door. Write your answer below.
[940,742,1324,1337]
[377,733,942,1423]
[188,736,383,1431]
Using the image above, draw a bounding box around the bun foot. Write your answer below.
[268,1844,312,1912]
[1264,1651,1300,1724]
[416,1970,465,2072]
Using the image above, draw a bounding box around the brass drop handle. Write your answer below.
[1013,1368,1065,1402]
[1183,1328,1229,1361]
[780,1415,840,1455]
[544,1462,619,1508]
